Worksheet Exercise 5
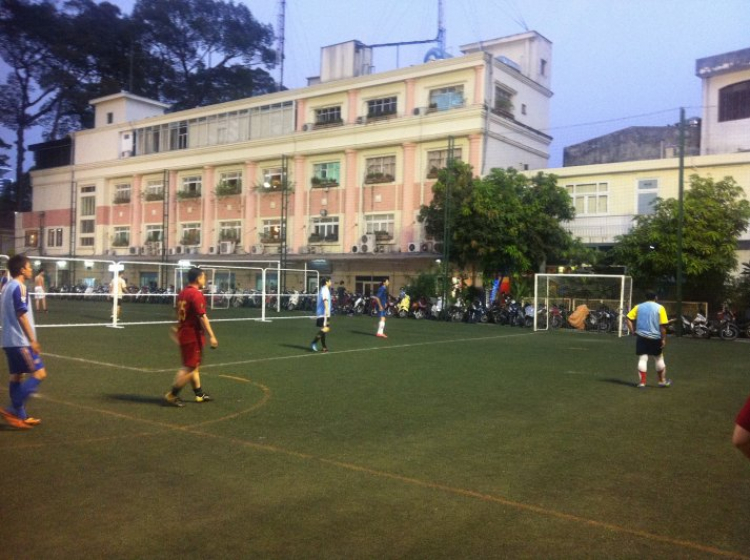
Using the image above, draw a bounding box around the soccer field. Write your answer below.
[1,315,749,559]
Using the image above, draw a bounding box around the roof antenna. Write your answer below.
[277,0,286,91]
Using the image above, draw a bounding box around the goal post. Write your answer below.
[533,273,633,336]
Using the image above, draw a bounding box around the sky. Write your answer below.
[7,0,750,169]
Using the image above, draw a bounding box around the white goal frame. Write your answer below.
[533,273,633,337]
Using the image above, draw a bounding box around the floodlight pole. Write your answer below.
[675,108,686,336]
[280,154,289,293]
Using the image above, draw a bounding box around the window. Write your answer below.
[565,183,609,215]
[364,156,396,183]
[428,86,464,112]
[112,227,130,247]
[81,185,95,193]
[262,167,284,190]
[80,220,95,234]
[315,106,342,125]
[107,112,113,124]
[494,85,514,117]
[216,171,242,196]
[145,225,163,243]
[365,214,395,239]
[261,219,282,243]
[179,175,202,198]
[47,228,63,247]
[80,196,95,216]
[145,179,164,201]
[637,179,659,215]
[312,162,340,187]
[80,237,94,247]
[309,216,339,242]
[367,96,397,118]
[113,183,131,204]
[219,221,241,242]
[719,80,750,122]
[540,59,547,77]
[180,223,201,246]
[25,230,38,247]
[426,148,463,177]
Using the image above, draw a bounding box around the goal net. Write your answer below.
[533,273,633,336]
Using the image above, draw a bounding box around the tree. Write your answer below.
[611,174,750,302]
[418,164,578,279]
[132,0,277,109]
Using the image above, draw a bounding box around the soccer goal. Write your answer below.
[533,273,633,336]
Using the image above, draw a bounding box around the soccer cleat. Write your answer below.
[658,379,672,388]
[195,393,212,403]
[376,333,388,338]
[164,393,185,407]
[0,408,33,429]
[636,383,646,389]
[322,348,329,353]
[23,417,41,426]
[311,342,318,352]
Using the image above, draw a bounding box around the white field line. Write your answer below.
[42,330,541,374]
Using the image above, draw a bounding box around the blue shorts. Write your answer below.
[4,347,45,375]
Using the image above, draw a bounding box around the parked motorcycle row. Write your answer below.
[669,307,744,341]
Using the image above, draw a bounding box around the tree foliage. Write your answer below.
[611,174,750,300]
[0,0,278,200]
[418,164,578,278]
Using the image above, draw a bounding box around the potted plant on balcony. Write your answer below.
[111,237,129,247]
[375,230,393,242]
[364,172,395,184]
[113,193,131,204]
[308,232,322,243]
[181,232,200,246]
[324,233,338,243]
[177,189,201,200]
[143,191,165,202]
[215,181,241,197]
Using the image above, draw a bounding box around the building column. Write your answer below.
[292,155,306,253]
[296,99,307,131]
[201,166,214,253]
[405,78,417,114]
[131,174,142,247]
[468,134,483,175]
[473,64,485,106]
[401,143,417,248]
[347,88,359,123]
[168,170,178,251]
[344,148,358,251]
[244,160,258,251]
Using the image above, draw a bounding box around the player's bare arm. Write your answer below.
[17,311,40,354]
[200,314,218,348]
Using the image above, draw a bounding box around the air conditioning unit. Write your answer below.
[407,240,420,252]
[129,246,138,255]
[412,107,422,116]
[174,246,183,254]
[433,241,445,254]
[299,246,309,255]
[146,242,162,256]
[360,233,375,253]
[421,241,432,252]
[121,150,132,158]
[351,245,359,253]
[219,241,235,254]
[302,123,312,131]
[251,244,263,254]
[209,246,216,254]
[355,116,366,124]
[168,248,175,255]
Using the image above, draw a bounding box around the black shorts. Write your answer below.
[316,317,330,329]
[636,335,663,356]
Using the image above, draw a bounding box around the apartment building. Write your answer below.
[22,31,553,291]
[544,46,750,271]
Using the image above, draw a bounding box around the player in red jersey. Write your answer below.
[164,267,218,407]
[733,394,750,462]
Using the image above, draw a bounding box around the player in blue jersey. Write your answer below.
[311,277,332,353]
[626,291,671,389]
[0,254,47,429]
[375,279,390,338]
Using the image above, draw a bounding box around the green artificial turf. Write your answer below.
[1,314,749,559]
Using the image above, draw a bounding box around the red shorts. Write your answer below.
[737,394,750,431]
[180,340,203,369]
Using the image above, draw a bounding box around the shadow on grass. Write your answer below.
[106,394,166,406]
[350,330,378,337]
[600,378,638,387]
[279,343,316,352]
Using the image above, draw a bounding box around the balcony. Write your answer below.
[364,172,395,184]
[113,194,131,205]
[176,189,201,200]
[311,177,339,189]
[564,215,635,244]
[215,182,242,197]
